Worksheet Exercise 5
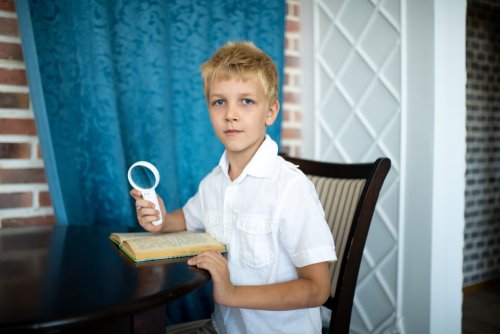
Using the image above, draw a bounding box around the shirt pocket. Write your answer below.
[235,215,275,268]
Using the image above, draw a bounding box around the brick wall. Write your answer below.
[281,0,302,157]
[0,0,55,228]
[464,0,500,286]
[0,0,302,228]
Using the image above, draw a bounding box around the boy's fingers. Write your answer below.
[138,218,162,232]
[188,257,212,270]
[188,251,223,265]
[187,255,202,266]
[142,215,161,224]
[200,250,224,260]
[130,189,142,198]
[135,199,154,209]
[137,207,159,218]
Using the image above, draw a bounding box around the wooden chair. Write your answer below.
[283,156,391,333]
[167,156,391,334]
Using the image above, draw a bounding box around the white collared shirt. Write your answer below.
[183,135,336,334]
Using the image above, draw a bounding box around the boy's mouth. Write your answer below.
[224,129,243,135]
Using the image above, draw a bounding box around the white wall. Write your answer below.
[403,0,466,333]
[301,0,466,332]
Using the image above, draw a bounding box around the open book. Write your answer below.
[110,231,226,262]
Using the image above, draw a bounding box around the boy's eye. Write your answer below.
[242,99,254,105]
[212,99,225,106]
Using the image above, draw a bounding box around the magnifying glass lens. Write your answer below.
[128,161,163,226]
[131,166,156,189]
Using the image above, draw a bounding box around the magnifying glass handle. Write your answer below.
[141,189,163,226]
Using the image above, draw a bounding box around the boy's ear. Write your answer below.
[265,101,280,126]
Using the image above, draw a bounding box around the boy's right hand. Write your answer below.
[130,189,167,232]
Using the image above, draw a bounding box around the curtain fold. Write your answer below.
[28,0,285,227]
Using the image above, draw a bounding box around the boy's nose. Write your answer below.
[224,105,239,121]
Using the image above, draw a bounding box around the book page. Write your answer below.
[109,232,159,245]
[130,232,219,251]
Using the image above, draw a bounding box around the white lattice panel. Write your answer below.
[312,0,401,332]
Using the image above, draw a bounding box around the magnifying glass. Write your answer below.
[128,161,163,226]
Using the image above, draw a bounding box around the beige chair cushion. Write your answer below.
[307,175,366,298]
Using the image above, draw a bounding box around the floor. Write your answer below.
[462,283,500,334]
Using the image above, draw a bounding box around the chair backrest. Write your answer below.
[283,156,391,334]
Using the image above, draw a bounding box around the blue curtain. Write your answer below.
[27,0,285,227]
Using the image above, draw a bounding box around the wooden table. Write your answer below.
[0,225,210,333]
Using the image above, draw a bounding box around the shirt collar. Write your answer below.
[218,134,278,180]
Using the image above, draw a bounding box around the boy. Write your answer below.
[131,41,336,333]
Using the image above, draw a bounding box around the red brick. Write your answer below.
[283,109,291,122]
[0,168,46,184]
[0,42,23,61]
[37,143,42,158]
[2,215,56,228]
[293,3,300,17]
[0,92,30,108]
[286,3,299,19]
[0,119,36,135]
[0,142,30,158]
[282,127,301,139]
[0,0,15,12]
[293,110,302,122]
[39,191,52,207]
[0,18,19,37]
[0,192,32,209]
[284,92,300,104]
[0,68,27,85]
[286,19,300,33]
[286,55,300,68]
[284,108,300,122]
[285,37,293,52]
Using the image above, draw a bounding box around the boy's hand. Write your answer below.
[130,189,167,232]
[188,251,235,306]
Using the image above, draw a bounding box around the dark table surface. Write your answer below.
[0,225,210,333]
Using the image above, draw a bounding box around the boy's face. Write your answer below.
[207,76,279,160]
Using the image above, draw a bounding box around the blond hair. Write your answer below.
[200,41,279,104]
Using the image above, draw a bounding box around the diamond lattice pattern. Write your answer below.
[313,0,401,332]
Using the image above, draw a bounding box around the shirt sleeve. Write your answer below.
[277,175,337,268]
[182,183,205,232]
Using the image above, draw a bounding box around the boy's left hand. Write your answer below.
[187,251,235,306]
